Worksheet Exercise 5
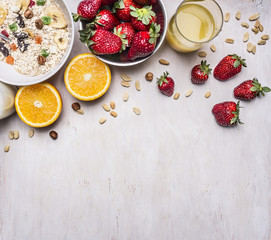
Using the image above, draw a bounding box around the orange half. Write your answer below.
[15,83,62,128]
[64,53,111,101]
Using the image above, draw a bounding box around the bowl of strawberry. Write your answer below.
[73,0,167,66]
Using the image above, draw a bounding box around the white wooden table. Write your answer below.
[1,0,271,239]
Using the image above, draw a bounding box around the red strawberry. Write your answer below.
[91,10,120,31]
[157,72,175,97]
[73,0,102,22]
[115,23,135,47]
[214,54,247,81]
[212,101,242,127]
[101,0,118,6]
[89,29,123,55]
[127,23,160,60]
[113,0,141,22]
[130,5,157,31]
[133,0,156,5]
[234,78,271,101]
[191,60,212,84]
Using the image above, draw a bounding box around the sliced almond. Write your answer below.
[121,73,132,82]
[110,111,117,118]
[198,51,207,57]
[224,12,230,22]
[99,117,106,124]
[135,80,141,91]
[133,107,141,115]
[247,42,253,52]
[102,104,110,112]
[123,92,129,102]
[235,11,241,20]
[258,40,266,45]
[243,32,249,42]
[252,45,256,54]
[259,24,263,32]
[4,145,10,152]
[185,89,193,97]
[159,59,169,65]
[121,81,130,87]
[249,13,260,21]
[241,22,249,28]
[110,101,115,110]
[173,92,180,100]
[252,27,259,34]
[261,34,269,40]
[204,91,211,98]
[254,19,260,28]
[225,38,234,44]
[210,44,216,52]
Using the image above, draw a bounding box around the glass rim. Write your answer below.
[174,0,224,44]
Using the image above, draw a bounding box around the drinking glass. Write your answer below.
[166,0,223,52]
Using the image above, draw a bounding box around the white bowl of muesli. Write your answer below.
[0,0,74,86]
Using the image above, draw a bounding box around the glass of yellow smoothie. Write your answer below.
[166,0,223,52]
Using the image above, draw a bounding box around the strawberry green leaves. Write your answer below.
[149,23,160,44]
[130,5,155,25]
[231,54,247,68]
[250,78,271,96]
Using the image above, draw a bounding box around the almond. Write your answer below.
[258,40,266,45]
[261,34,269,40]
[13,130,19,139]
[99,117,106,124]
[4,145,10,152]
[259,24,263,32]
[252,27,259,34]
[102,104,110,112]
[247,42,253,52]
[8,131,14,140]
[252,45,256,54]
[235,11,241,20]
[110,111,117,118]
[123,92,129,102]
[121,81,130,87]
[243,32,249,42]
[254,19,260,28]
[225,38,234,44]
[28,129,35,138]
[241,22,249,28]
[121,73,132,82]
[133,107,141,115]
[185,89,193,97]
[110,101,115,110]
[210,44,216,52]
[224,12,230,22]
[205,91,211,98]
[198,51,207,57]
[249,13,260,21]
[173,92,180,100]
[135,80,141,91]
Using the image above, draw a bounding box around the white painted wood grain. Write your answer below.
[0,0,271,239]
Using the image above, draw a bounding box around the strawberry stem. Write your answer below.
[157,71,169,86]
[231,101,243,125]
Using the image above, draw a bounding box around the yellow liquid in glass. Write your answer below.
[166,3,215,52]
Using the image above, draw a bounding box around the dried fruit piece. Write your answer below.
[258,40,266,45]
[24,28,35,39]
[110,111,117,117]
[4,145,10,152]
[145,72,153,81]
[198,51,207,57]
[133,107,141,115]
[185,89,193,97]
[37,55,46,65]
[6,56,14,65]
[259,24,263,32]
[235,11,241,20]
[252,27,259,34]
[173,92,180,100]
[261,34,269,40]
[121,73,132,82]
[24,9,34,19]
[8,131,14,140]
[28,129,34,138]
[35,35,42,44]
[249,13,260,21]
[54,32,68,50]
[110,101,115,109]
[225,38,234,44]
[13,130,19,139]
[121,81,130,87]
[241,22,249,28]
[35,19,44,29]
[210,44,216,52]
[252,45,256,54]
[99,117,106,124]
[254,19,260,28]
[205,91,211,98]
[243,32,249,42]
[49,130,58,140]
[159,59,169,65]
[247,42,253,52]
[123,92,129,102]
[0,3,7,26]
[102,104,110,112]
[135,80,141,91]
[224,12,230,22]
[16,0,30,13]
[44,5,67,28]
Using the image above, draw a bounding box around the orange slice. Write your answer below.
[64,53,111,101]
[15,83,62,128]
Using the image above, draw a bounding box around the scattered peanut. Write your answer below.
[13,130,19,139]
[159,59,169,65]
[252,27,259,34]
[102,104,110,112]
[198,51,207,57]
[4,145,10,152]
[121,73,132,82]
[235,11,241,20]
[8,131,14,140]
[210,44,216,52]
[133,107,141,115]
[110,101,116,110]
[121,81,130,87]
[258,40,266,45]
[247,42,254,52]
[28,129,35,138]
[241,22,249,28]
[135,80,141,91]
[243,32,249,42]
[99,117,106,124]
[205,91,211,98]
[259,24,263,32]
[225,38,234,44]
[224,12,230,22]
[252,45,256,54]
[185,89,193,97]
[123,92,129,102]
[261,34,269,40]
[254,19,260,28]
[173,92,180,100]
[249,13,260,21]
[110,111,117,118]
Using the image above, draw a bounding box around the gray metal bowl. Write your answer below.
[0,0,74,86]
[79,0,167,67]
